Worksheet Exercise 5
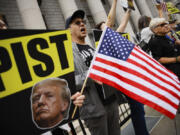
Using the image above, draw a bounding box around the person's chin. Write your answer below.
[35,114,51,127]
[81,33,87,38]
[36,110,50,119]
[36,115,60,129]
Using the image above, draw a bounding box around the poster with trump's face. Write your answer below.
[31,78,71,129]
[0,30,78,134]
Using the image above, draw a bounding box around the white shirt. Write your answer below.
[140,27,153,43]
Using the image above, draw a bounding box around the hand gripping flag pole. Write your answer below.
[71,77,88,119]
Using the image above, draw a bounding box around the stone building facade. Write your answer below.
[0,0,179,43]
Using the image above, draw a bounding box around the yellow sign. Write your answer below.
[176,31,180,36]
[122,33,130,41]
[95,41,99,48]
[0,30,74,98]
[167,2,180,14]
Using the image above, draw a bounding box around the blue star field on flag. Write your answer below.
[98,27,135,61]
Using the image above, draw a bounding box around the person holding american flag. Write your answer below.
[65,10,121,135]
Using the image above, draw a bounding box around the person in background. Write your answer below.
[137,3,165,53]
[95,0,118,30]
[95,0,131,33]
[149,17,180,80]
[138,16,153,43]
[167,18,180,45]
[149,17,180,113]
[137,15,153,54]
[66,10,120,135]
[0,19,7,29]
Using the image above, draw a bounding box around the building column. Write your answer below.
[128,2,141,33]
[134,0,153,18]
[146,0,159,17]
[57,0,78,20]
[86,0,107,24]
[16,0,46,29]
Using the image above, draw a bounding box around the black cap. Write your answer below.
[65,10,85,29]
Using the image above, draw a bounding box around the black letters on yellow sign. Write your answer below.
[11,42,33,83]
[28,38,55,77]
[0,47,12,91]
[0,30,74,98]
[50,34,69,70]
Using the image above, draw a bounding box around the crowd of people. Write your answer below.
[1,0,180,135]
[65,8,149,135]
[66,9,120,135]
[64,1,180,135]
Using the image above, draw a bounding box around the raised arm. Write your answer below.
[116,9,131,33]
[104,0,117,29]
[158,56,180,64]
[156,4,164,18]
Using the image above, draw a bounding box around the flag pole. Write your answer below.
[71,77,89,119]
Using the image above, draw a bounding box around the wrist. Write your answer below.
[176,57,179,63]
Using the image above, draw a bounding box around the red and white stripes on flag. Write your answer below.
[88,27,180,119]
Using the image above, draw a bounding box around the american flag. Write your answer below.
[88,27,180,119]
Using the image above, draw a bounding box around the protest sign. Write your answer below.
[166,2,180,14]
[0,30,78,134]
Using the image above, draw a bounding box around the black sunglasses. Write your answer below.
[156,22,168,27]
[74,20,86,25]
